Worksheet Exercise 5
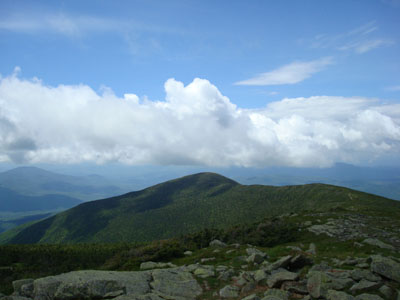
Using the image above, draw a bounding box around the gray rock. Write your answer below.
[219,285,240,298]
[307,271,330,298]
[254,269,268,285]
[306,243,317,255]
[218,269,235,281]
[327,290,355,300]
[140,262,176,270]
[242,294,260,300]
[267,270,298,288]
[183,251,193,256]
[246,248,267,257]
[150,269,202,299]
[350,269,381,282]
[193,267,215,278]
[363,238,395,250]
[266,255,292,272]
[200,257,215,263]
[1,297,32,300]
[370,255,400,282]
[114,293,164,300]
[281,280,308,295]
[247,253,265,264]
[264,288,289,300]
[209,239,227,248]
[350,279,381,293]
[355,294,384,300]
[12,279,34,296]
[289,254,312,270]
[241,281,256,294]
[378,285,394,299]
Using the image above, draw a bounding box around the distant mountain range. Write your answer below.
[2,172,399,244]
[0,166,124,201]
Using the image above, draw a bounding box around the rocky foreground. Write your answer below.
[2,212,400,300]
[2,241,400,300]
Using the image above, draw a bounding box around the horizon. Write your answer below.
[1,0,400,169]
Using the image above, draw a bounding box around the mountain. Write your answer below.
[2,172,400,244]
[0,166,124,201]
[0,186,82,212]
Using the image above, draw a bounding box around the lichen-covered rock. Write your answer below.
[241,281,256,294]
[355,294,384,300]
[267,270,298,288]
[327,290,355,300]
[378,285,394,299]
[263,288,289,300]
[140,262,175,270]
[350,269,381,282]
[242,294,260,300]
[193,267,215,278]
[150,269,202,299]
[219,285,239,298]
[370,255,400,282]
[281,280,308,295]
[12,279,34,296]
[265,255,292,272]
[254,269,268,285]
[349,279,381,293]
[246,248,267,257]
[363,238,395,250]
[246,253,265,264]
[209,239,227,248]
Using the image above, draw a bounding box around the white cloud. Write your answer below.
[0,72,400,167]
[235,57,333,86]
[386,85,400,91]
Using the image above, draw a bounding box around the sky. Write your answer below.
[0,0,400,168]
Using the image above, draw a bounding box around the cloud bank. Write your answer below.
[0,72,399,167]
[235,57,333,86]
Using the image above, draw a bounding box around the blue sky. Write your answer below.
[0,0,400,168]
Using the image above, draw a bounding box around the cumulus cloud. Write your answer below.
[0,72,399,167]
[235,57,333,86]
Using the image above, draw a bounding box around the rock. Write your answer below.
[281,280,308,295]
[378,285,394,299]
[242,294,260,300]
[355,294,384,300]
[350,269,381,282]
[226,249,235,254]
[200,257,215,263]
[114,294,163,300]
[140,262,176,270]
[183,251,193,256]
[289,254,312,270]
[209,239,227,248]
[266,255,292,272]
[304,221,312,226]
[218,269,235,281]
[33,270,151,300]
[246,248,267,257]
[363,238,395,250]
[327,290,355,300]
[356,263,370,269]
[350,279,381,293]
[216,265,228,272]
[193,267,215,278]
[286,245,302,251]
[150,269,202,299]
[306,243,317,255]
[307,271,330,298]
[247,253,265,264]
[241,281,256,293]
[219,285,239,298]
[254,269,268,285]
[263,288,289,300]
[1,297,32,300]
[12,279,34,296]
[370,255,400,282]
[267,270,298,288]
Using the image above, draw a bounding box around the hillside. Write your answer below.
[2,172,400,244]
[0,166,123,201]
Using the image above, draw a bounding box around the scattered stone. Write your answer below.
[307,243,317,255]
[219,285,239,298]
[12,279,33,296]
[183,251,193,256]
[246,248,267,257]
[218,269,235,281]
[216,265,228,272]
[304,221,312,227]
[267,270,298,288]
[241,281,256,294]
[213,249,220,253]
[231,243,240,248]
[254,269,268,285]
[355,294,384,300]
[370,255,400,282]
[140,261,176,270]
[378,285,394,299]
[281,280,308,295]
[247,253,265,264]
[209,239,227,248]
[200,257,215,263]
[226,249,235,254]
[350,269,381,282]
[194,267,215,278]
[327,290,355,300]
[266,255,292,272]
[242,294,260,300]
[363,238,395,250]
[286,245,302,251]
[264,288,289,300]
[356,263,370,269]
[349,279,381,293]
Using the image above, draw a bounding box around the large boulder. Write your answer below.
[267,271,298,288]
[370,255,400,282]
